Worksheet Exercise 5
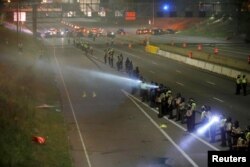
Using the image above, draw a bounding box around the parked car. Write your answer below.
[165,29,175,34]
[136,27,151,35]
[107,31,115,38]
[117,28,126,35]
[151,28,164,35]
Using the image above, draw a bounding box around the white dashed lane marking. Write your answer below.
[213,97,224,103]
[149,70,155,74]
[206,81,216,85]
[152,61,158,65]
[176,70,182,73]
[176,82,184,86]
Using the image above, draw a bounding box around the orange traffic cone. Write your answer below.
[214,47,218,54]
[197,44,202,51]
[188,51,192,58]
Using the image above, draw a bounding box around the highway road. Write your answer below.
[27,20,250,167]
[58,18,250,61]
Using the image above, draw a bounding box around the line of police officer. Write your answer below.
[73,38,93,56]
[101,48,249,151]
[101,51,199,133]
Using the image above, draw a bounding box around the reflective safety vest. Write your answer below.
[220,118,227,128]
[236,78,241,84]
[191,102,196,111]
[141,82,147,90]
[242,78,247,84]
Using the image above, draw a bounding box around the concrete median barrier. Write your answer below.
[221,67,232,77]
[197,61,206,69]
[212,65,222,74]
[204,63,214,72]
[157,44,250,73]
[154,49,250,83]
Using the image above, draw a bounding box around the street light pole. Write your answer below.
[152,0,155,26]
[17,0,19,47]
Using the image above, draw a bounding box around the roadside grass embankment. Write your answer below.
[178,16,237,38]
[155,44,250,73]
[0,26,72,167]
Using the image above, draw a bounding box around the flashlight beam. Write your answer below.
[124,90,220,151]
[122,90,199,167]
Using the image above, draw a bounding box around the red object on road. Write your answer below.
[33,136,46,144]
[197,44,202,51]
[214,47,218,54]
[248,55,250,64]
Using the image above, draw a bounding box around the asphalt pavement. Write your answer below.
[29,19,250,167]
[40,34,249,167]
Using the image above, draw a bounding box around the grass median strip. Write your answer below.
[0,27,72,167]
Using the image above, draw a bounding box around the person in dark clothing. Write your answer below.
[120,53,123,70]
[241,75,247,96]
[104,52,107,64]
[225,117,233,150]
[179,97,186,124]
[149,82,157,108]
[208,108,217,143]
[125,58,130,73]
[110,54,114,67]
[235,75,241,95]
[108,54,111,65]
[186,98,196,132]
[219,115,227,147]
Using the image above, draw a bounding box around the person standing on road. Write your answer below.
[235,75,242,95]
[200,105,210,137]
[120,53,123,70]
[104,52,107,64]
[241,75,247,96]
[219,114,227,147]
[89,46,93,56]
[125,57,130,73]
[208,108,217,143]
[110,54,114,68]
[18,41,23,53]
[225,117,233,150]
[158,89,166,118]
[179,97,186,124]
[186,98,196,132]
[175,93,182,121]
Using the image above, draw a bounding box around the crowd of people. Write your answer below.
[71,37,250,152]
[73,38,93,56]
[102,48,250,151]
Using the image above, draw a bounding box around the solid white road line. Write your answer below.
[122,90,199,167]
[53,47,92,167]
[123,90,220,151]
[213,97,224,103]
